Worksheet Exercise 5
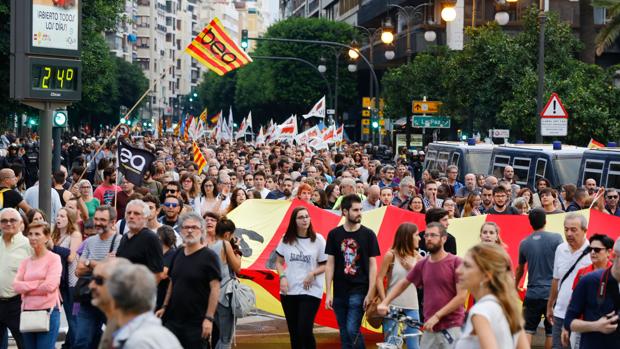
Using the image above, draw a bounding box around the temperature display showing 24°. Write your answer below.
[31,64,79,91]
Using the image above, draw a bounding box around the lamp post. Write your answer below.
[536,0,545,143]
[352,23,394,144]
[388,3,434,63]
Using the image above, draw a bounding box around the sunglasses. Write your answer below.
[165,189,178,193]
[590,247,607,254]
[163,202,179,208]
[607,195,619,199]
[92,275,105,286]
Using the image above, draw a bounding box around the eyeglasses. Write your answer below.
[425,233,442,238]
[165,188,178,193]
[590,247,607,254]
[163,202,179,208]
[607,195,619,199]
[182,225,201,231]
[92,275,105,286]
[0,218,19,224]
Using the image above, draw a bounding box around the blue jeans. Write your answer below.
[61,286,76,348]
[383,308,420,349]
[332,293,366,349]
[73,303,106,349]
[22,308,60,349]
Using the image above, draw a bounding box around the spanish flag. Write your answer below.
[588,138,605,149]
[185,18,253,76]
[209,111,221,127]
[192,142,207,174]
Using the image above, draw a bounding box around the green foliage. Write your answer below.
[231,17,357,124]
[592,0,620,55]
[381,6,620,145]
[197,71,239,116]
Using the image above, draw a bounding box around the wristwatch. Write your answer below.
[204,315,215,322]
[85,259,91,267]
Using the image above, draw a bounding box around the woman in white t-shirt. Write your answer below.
[275,206,327,349]
[455,243,529,349]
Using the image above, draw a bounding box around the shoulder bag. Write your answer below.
[74,234,118,303]
[18,258,52,333]
[221,240,256,318]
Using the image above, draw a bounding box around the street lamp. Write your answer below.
[348,64,357,72]
[441,2,457,22]
[348,40,360,60]
[381,18,395,45]
[385,47,395,60]
[424,30,437,42]
[495,11,510,25]
[318,57,327,73]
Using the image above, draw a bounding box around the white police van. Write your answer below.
[424,141,496,182]
[488,143,585,189]
[578,147,620,189]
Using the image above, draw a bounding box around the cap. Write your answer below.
[418,151,425,155]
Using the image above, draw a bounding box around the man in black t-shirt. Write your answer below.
[116,199,164,276]
[325,194,380,349]
[156,212,221,349]
[418,208,457,256]
[0,168,31,212]
[487,185,520,215]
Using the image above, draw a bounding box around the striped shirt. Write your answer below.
[80,233,121,269]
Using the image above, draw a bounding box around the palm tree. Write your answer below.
[592,0,620,55]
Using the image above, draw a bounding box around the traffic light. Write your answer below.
[53,109,68,128]
[241,29,249,50]
[371,116,379,129]
[27,116,38,127]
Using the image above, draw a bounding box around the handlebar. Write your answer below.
[384,307,424,331]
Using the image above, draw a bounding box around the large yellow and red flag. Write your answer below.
[192,141,207,174]
[228,200,620,333]
[185,18,253,76]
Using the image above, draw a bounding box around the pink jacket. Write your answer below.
[13,251,62,310]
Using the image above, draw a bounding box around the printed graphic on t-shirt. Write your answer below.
[290,251,311,263]
[341,238,360,275]
[103,189,116,205]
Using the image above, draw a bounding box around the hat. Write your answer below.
[418,151,425,155]
[8,144,17,150]
[411,150,418,156]
[85,139,92,144]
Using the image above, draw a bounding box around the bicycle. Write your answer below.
[376,307,424,349]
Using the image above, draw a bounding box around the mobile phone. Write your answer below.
[441,329,454,344]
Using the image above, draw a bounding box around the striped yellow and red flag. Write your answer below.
[185,18,253,76]
[587,138,605,149]
[199,108,208,126]
[209,111,220,126]
[192,141,207,174]
[184,115,193,141]
[173,122,180,137]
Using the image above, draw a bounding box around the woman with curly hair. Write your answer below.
[227,187,248,213]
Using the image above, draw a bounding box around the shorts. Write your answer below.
[522,297,552,336]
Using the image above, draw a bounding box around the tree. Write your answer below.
[232,17,357,125]
[592,0,620,55]
[196,71,238,117]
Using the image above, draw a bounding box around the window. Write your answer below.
[425,150,438,172]
[437,152,450,175]
[492,155,510,178]
[582,160,605,186]
[535,158,547,183]
[450,152,460,167]
[339,0,358,15]
[512,157,531,187]
[606,162,620,189]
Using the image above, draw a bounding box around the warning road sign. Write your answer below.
[540,93,568,118]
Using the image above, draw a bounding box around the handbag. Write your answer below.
[19,309,51,333]
[221,240,256,318]
[75,234,118,303]
[366,251,397,329]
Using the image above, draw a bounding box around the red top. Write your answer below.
[572,261,613,289]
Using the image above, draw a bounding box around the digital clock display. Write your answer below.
[31,64,79,91]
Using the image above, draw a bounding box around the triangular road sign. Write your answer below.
[540,93,568,118]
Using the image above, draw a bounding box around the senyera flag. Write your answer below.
[228,199,620,333]
[186,17,253,76]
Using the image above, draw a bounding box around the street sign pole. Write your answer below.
[40,104,53,218]
[52,127,61,172]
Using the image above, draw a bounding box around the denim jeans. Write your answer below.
[61,286,76,348]
[552,316,569,349]
[383,308,420,349]
[73,303,106,349]
[332,293,366,349]
[22,308,60,349]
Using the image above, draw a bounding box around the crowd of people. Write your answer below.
[0,130,619,349]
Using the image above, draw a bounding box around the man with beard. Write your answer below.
[159,196,183,233]
[266,177,294,200]
[116,200,164,277]
[325,194,380,349]
[74,206,121,349]
[156,212,221,349]
[487,185,519,214]
[377,222,466,349]
[479,184,494,214]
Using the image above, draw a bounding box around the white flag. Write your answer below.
[302,96,326,119]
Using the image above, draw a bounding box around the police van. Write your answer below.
[488,143,585,189]
[424,141,496,182]
[578,148,620,189]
